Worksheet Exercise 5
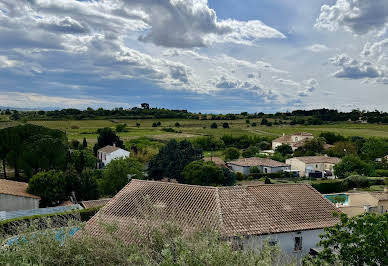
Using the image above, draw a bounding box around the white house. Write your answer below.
[97,145,130,167]
[286,156,341,178]
[0,179,40,211]
[83,180,340,261]
[272,132,314,151]
[227,157,290,175]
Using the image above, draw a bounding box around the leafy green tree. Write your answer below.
[152,122,157,127]
[275,144,293,156]
[222,168,236,186]
[251,122,257,127]
[115,123,127,132]
[361,137,388,161]
[70,139,80,150]
[242,146,259,158]
[93,127,124,155]
[71,150,96,171]
[136,122,141,128]
[306,213,388,266]
[223,147,240,161]
[333,155,375,178]
[175,122,181,127]
[99,157,144,195]
[182,160,224,186]
[260,118,269,125]
[210,122,218,129]
[192,136,224,151]
[222,122,230,128]
[79,169,100,200]
[27,170,67,207]
[148,139,202,182]
[82,137,88,149]
[293,138,325,156]
[319,132,345,145]
[327,141,358,157]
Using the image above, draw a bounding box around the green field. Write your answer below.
[14,119,388,145]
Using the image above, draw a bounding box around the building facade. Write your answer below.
[227,157,290,175]
[286,156,341,178]
[97,145,130,167]
[272,132,314,151]
[0,179,40,211]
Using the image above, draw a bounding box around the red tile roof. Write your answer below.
[81,198,111,209]
[83,180,340,241]
[0,179,40,199]
[97,145,121,154]
[292,156,341,164]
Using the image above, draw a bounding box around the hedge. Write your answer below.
[248,172,285,180]
[0,207,100,236]
[375,169,388,177]
[311,179,348,194]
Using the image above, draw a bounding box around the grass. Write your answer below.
[14,119,388,145]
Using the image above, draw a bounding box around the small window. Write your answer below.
[269,240,277,246]
[316,164,318,168]
[264,168,268,173]
[294,236,302,251]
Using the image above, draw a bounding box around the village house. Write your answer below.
[227,157,290,175]
[333,190,388,217]
[0,179,40,212]
[286,156,341,178]
[272,132,314,151]
[97,145,130,168]
[83,180,340,260]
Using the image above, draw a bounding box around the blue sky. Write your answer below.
[0,0,388,113]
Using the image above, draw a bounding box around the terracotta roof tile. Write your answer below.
[293,156,341,164]
[81,198,111,209]
[227,157,289,167]
[0,179,40,199]
[97,145,121,154]
[83,180,340,241]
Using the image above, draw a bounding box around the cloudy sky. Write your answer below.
[1,0,388,112]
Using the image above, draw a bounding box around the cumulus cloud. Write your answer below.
[315,0,388,35]
[305,44,329,53]
[0,55,18,68]
[298,79,319,97]
[329,54,381,79]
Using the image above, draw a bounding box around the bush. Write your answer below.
[210,122,218,129]
[223,147,240,161]
[345,175,369,188]
[242,146,259,158]
[311,180,348,194]
[222,122,230,128]
[175,122,181,127]
[334,155,375,178]
[27,171,67,207]
[115,123,127,132]
[235,172,245,181]
[0,221,284,266]
[161,127,177,133]
[375,169,388,177]
[192,136,225,151]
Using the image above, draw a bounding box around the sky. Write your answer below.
[0,0,388,113]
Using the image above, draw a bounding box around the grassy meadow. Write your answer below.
[2,117,388,147]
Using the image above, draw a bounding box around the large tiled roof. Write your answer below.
[83,180,340,241]
[292,156,341,164]
[0,179,40,199]
[81,198,111,209]
[97,145,121,154]
[227,157,289,167]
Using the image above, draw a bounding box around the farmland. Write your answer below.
[0,118,385,146]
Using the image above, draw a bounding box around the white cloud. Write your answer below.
[305,44,329,53]
[0,55,18,68]
[315,0,388,35]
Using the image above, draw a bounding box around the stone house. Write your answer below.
[0,179,40,212]
[286,156,341,178]
[272,132,314,151]
[227,157,290,175]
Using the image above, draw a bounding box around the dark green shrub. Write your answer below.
[375,169,388,177]
[311,180,348,194]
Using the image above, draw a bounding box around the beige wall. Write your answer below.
[286,158,307,177]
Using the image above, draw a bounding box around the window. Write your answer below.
[269,240,277,246]
[264,168,268,173]
[294,236,302,251]
[316,164,318,168]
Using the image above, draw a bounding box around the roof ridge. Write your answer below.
[215,187,224,231]
[130,179,218,189]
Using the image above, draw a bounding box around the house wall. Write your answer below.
[229,164,290,175]
[272,141,283,150]
[241,229,324,262]
[286,159,306,177]
[0,194,39,211]
[106,149,130,165]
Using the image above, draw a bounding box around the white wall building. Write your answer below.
[0,179,40,211]
[84,180,340,261]
[97,145,130,167]
[286,156,341,178]
[227,157,290,175]
[272,132,314,151]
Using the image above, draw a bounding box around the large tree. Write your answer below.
[333,155,374,178]
[361,137,388,161]
[99,157,144,195]
[148,139,202,182]
[182,160,224,186]
[93,127,125,155]
[306,213,388,265]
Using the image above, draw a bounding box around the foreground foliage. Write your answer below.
[0,221,290,266]
[305,213,388,266]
